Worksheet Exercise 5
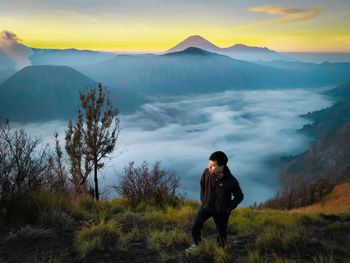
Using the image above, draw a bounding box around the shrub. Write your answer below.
[38,211,74,232]
[74,219,122,258]
[34,192,77,231]
[0,120,51,201]
[77,198,112,222]
[115,161,181,208]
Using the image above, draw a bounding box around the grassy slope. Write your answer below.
[1,195,350,263]
[292,181,350,214]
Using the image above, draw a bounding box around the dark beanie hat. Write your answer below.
[209,151,228,166]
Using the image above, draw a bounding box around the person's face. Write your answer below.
[209,160,224,174]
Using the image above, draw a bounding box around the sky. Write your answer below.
[0,0,350,53]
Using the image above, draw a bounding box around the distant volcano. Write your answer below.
[166,35,221,53]
[0,65,96,122]
[166,35,295,62]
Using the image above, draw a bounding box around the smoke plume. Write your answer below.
[0,30,33,70]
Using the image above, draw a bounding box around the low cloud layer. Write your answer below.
[0,30,33,70]
[18,88,333,205]
[109,88,332,205]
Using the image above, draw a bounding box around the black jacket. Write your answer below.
[200,166,243,213]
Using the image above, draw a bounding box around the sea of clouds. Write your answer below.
[17,87,334,205]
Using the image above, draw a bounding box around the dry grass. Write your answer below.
[292,183,350,214]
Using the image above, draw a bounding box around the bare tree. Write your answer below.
[48,133,69,194]
[65,83,119,200]
[115,161,181,204]
[65,110,92,197]
[0,120,50,201]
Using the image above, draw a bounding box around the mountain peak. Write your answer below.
[8,65,79,79]
[165,35,292,62]
[226,44,272,52]
[185,35,209,41]
[164,47,213,57]
[233,44,247,47]
[166,35,220,53]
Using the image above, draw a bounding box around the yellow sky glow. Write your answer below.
[0,2,349,53]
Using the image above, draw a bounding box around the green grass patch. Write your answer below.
[186,240,220,261]
[74,219,122,258]
[120,226,144,244]
[147,228,191,250]
[147,228,191,262]
[2,193,350,262]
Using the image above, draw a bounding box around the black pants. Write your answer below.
[191,206,230,247]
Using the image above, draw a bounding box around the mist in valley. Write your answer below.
[15,87,334,206]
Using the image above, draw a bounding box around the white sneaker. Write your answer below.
[185,244,196,254]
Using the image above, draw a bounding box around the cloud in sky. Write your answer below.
[247,4,320,27]
[55,10,99,22]
[0,30,32,70]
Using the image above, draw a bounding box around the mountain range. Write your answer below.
[271,81,350,208]
[325,80,350,101]
[281,121,350,185]
[78,47,350,96]
[1,35,350,123]
[1,46,350,122]
[30,48,117,67]
[78,47,322,96]
[27,35,296,69]
[260,80,350,210]
[2,34,350,88]
[300,81,350,138]
[166,35,295,62]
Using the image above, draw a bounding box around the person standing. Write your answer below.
[186,151,244,252]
